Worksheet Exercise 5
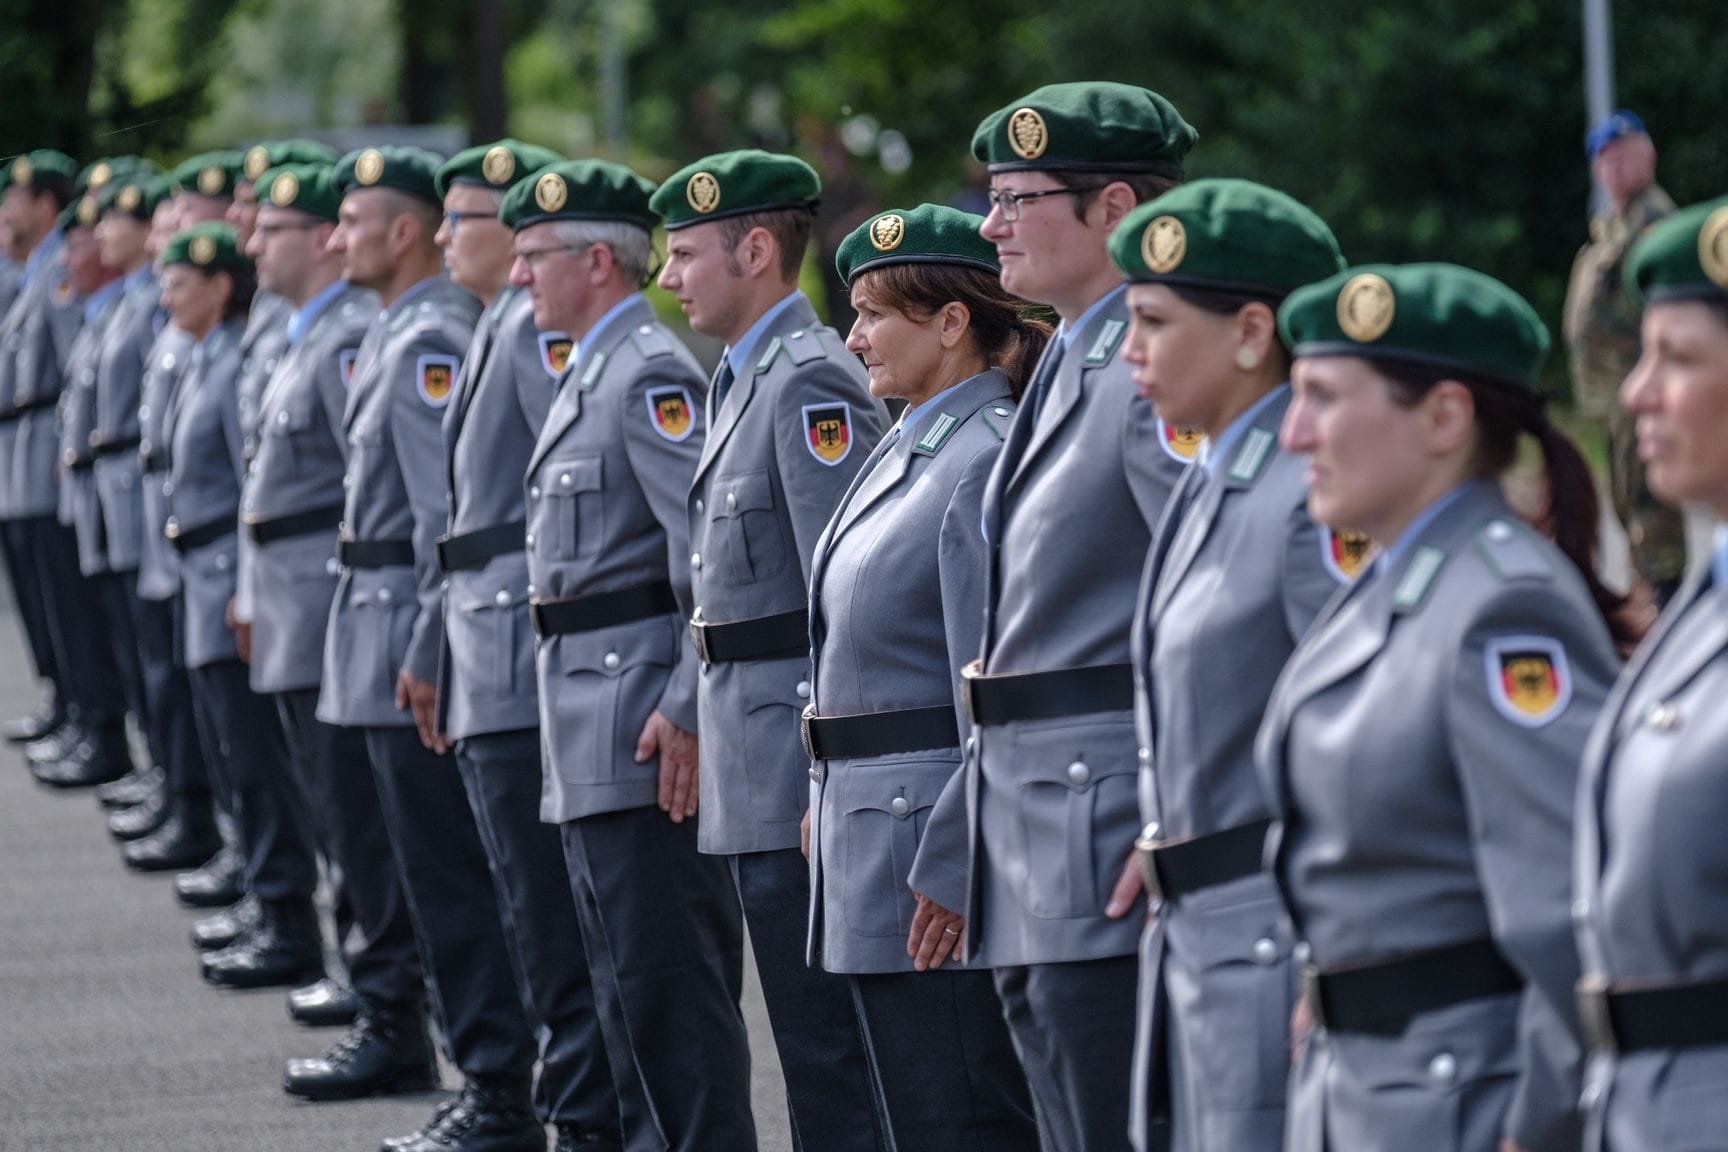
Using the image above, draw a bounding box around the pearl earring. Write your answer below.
[1236,348,1260,371]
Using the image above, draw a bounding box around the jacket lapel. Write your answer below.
[692,294,822,489]
[526,296,651,476]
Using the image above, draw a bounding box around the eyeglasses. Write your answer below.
[513,243,594,272]
[442,209,497,235]
[986,184,1104,223]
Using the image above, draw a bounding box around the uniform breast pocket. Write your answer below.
[532,455,604,562]
[554,617,677,782]
[708,469,786,587]
[836,759,953,937]
[1011,718,1140,920]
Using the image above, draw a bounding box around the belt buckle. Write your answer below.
[959,659,983,724]
[799,704,819,762]
[1134,822,1164,903]
[689,620,712,664]
[528,599,549,639]
[434,533,453,570]
[1577,975,1616,1053]
[1300,963,1328,1032]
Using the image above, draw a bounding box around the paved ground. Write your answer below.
[0,601,792,1152]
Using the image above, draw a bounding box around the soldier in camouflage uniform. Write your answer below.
[1562,110,1686,604]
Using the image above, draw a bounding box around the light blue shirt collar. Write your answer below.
[81,277,124,324]
[1373,480,1482,576]
[286,279,348,347]
[581,291,643,354]
[725,291,804,381]
[1712,525,1728,590]
[1199,383,1288,479]
[1055,283,1127,353]
[897,377,973,438]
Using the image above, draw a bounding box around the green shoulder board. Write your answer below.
[913,411,962,455]
[1392,545,1448,613]
[1226,427,1275,485]
[1085,318,1126,365]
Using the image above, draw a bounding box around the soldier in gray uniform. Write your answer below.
[1260,263,1640,1152]
[1575,196,1728,1152]
[428,143,624,1152]
[1,153,135,788]
[957,83,1195,1151]
[655,148,890,1152]
[506,157,752,1152]
[299,147,542,1146]
[804,204,1040,1150]
[1106,182,1347,1152]
[239,161,423,1040]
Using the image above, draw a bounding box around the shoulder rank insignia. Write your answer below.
[1157,417,1204,463]
[1485,635,1571,728]
[645,384,695,442]
[802,401,853,466]
[416,353,458,407]
[538,332,573,380]
[338,348,358,389]
[1319,527,1375,583]
[913,412,961,455]
[629,323,674,361]
[1392,545,1447,612]
[1084,318,1126,366]
[785,329,827,366]
[577,350,607,391]
[980,404,1012,441]
[1226,427,1275,485]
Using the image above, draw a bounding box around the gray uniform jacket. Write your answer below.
[317,276,478,728]
[230,291,293,625]
[962,285,1184,967]
[164,322,245,668]
[91,269,164,574]
[0,238,64,521]
[806,368,1013,974]
[1256,480,1617,1152]
[688,292,889,855]
[1129,387,1343,1151]
[244,282,374,695]
[438,286,561,742]
[135,324,195,602]
[4,259,78,522]
[57,291,116,574]
[1575,565,1728,1152]
[527,294,706,821]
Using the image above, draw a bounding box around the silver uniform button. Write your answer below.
[726,492,736,511]
[377,588,393,605]
[1067,760,1090,785]
[889,797,910,817]
[529,486,541,500]
[796,680,810,699]
[138,404,150,421]
[560,473,572,489]
[494,590,510,606]
[1485,519,1513,542]
[161,480,174,496]
[524,533,534,547]
[1293,941,1313,965]
[1138,746,1151,762]
[808,765,820,781]
[603,652,621,670]
[1427,1053,1457,1085]
[1572,898,1591,920]
[214,554,231,571]
[325,557,340,576]
[1253,938,1279,966]
[694,498,704,515]
[1646,702,1680,731]
[690,552,701,569]
[277,410,290,425]
[526,584,536,596]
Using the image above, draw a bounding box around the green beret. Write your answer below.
[242,139,338,185]
[972,82,1198,177]
[8,150,77,197]
[162,222,252,274]
[835,204,997,285]
[333,145,444,206]
[499,159,657,231]
[256,162,343,222]
[1108,178,1344,298]
[77,156,146,197]
[98,164,166,221]
[649,149,820,231]
[436,139,565,199]
[1625,194,1728,306]
[1279,263,1549,392]
[171,151,245,199]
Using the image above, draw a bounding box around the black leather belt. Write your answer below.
[89,434,141,459]
[141,450,166,475]
[166,516,237,553]
[337,536,414,569]
[960,660,1134,726]
[436,520,526,573]
[1301,937,1522,1036]
[1135,818,1272,903]
[800,704,960,761]
[689,610,806,664]
[530,580,678,638]
[0,393,59,423]
[63,451,94,473]
[1578,974,1728,1053]
[246,502,345,546]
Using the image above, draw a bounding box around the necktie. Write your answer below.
[710,358,735,419]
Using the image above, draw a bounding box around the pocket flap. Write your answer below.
[543,455,603,497]
[714,469,775,518]
[557,615,678,677]
[842,761,953,818]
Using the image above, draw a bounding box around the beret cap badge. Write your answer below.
[118,185,141,212]
[1142,216,1187,275]
[198,166,225,196]
[1699,207,1728,289]
[244,146,271,181]
[190,234,217,266]
[482,146,516,186]
[271,171,300,207]
[1008,108,1050,161]
[89,162,113,189]
[869,214,905,252]
[686,171,721,215]
[76,196,99,226]
[12,157,32,185]
[1336,273,1396,343]
[354,149,385,187]
[534,172,567,213]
